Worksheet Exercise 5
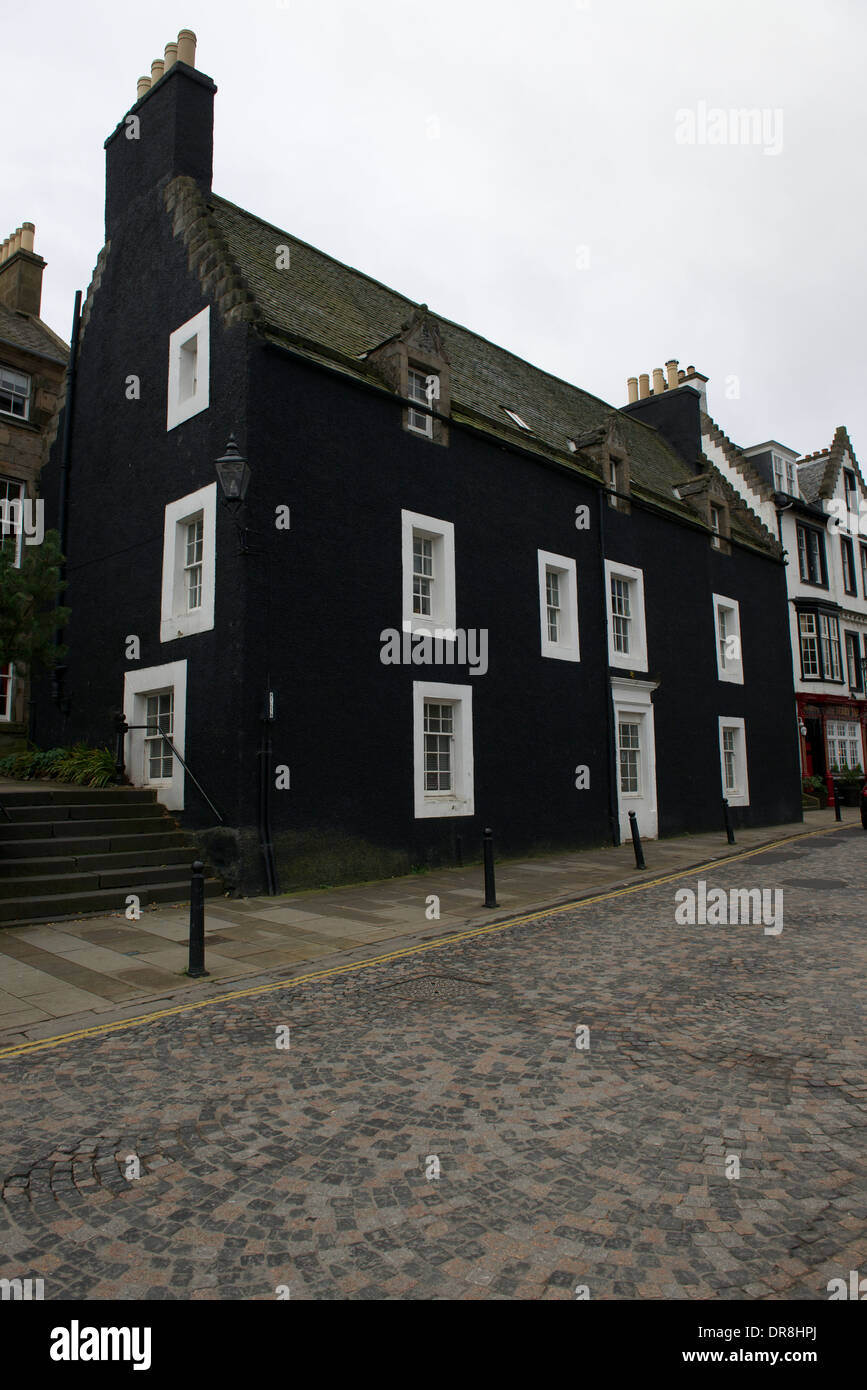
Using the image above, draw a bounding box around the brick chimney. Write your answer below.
[104,29,216,239]
[0,223,46,316]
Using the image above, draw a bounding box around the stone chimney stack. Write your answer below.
[0,222,46,317]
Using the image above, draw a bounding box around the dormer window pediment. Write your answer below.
[365,305,450,445]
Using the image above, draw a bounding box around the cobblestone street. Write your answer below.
[1,827,865,1300]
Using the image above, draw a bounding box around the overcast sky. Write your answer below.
[5,0,866,463]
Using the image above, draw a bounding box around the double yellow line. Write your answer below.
[0,821,851,1061]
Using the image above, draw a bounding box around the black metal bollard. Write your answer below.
[833,781,842,822]
[628,810,646,870]
[187,861,209,977]
[722,798,736,845]
[483,827,498,907]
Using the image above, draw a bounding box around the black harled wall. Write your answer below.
[35,180,253,859]
[245,345,801,891]
[245,346,613,890]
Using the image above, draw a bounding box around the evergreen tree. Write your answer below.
[0,529,70,674]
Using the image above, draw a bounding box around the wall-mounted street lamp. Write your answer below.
[214,434,251,511]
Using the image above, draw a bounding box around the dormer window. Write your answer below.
[772,454,785,490]
[504,408,532,431]
[366,307,450,445]
[786,460,797,496]
[708,497,732,554]
[605,452,631,513]
[408,367,435,437]
[0,365,31,421]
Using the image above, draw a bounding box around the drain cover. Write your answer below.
[378,973,493,1002]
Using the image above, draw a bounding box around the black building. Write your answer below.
[37,40,802,895]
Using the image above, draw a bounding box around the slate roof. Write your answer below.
[796,427,862,504]
[207,192,777,554]
[0,301,67,365]
[795,459,828,504]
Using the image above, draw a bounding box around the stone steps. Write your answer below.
[0,783,222,925]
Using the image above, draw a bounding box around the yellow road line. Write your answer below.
[0,820,853,1061]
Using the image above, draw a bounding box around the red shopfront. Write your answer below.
[798,694,867,797]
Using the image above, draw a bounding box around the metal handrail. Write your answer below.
[114,716,225,825]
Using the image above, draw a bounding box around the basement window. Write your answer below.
[167,307,210,431]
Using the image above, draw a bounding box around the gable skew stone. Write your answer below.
[701,413,777,507]
[164,176,262,329]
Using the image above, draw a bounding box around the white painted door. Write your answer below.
[611,678,659,841]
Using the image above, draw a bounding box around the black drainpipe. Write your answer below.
[50,289,82,740]
[597,485,620,846]
[258,676,278,896]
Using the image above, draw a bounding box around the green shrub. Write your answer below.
[0,748,38,779]
[53,744,117,788]
[0,743,116,787]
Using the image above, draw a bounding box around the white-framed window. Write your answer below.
[0,663,13,721]
[0,365,31,421]
[799,613,820,678]
[712,594,743,684]
[407,367,436,436]
[0,476,25,567]
[844,469,858,515]
[709,504,723,548]
[401,509,455,636]
[185,517,204,610]
[819,612,843,681]
[772,454,785,491]
[144,690,174,783]
[785,460,797,496]
[413,681,474,818]
[537,551,579,662]
[845,632,863,691]
[841,536,857,595]
[618,720,641,796]
[827,718,862,770]
[160,483,217,641]
[605,560,647,670]
[167,307,210,431]
[719,716,749,806]
[123,660,187,810]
